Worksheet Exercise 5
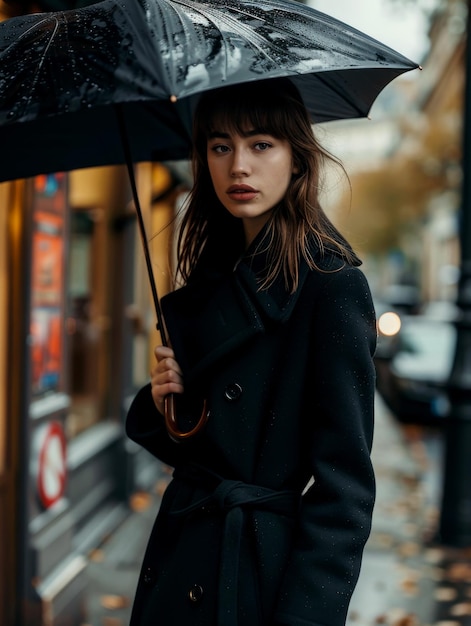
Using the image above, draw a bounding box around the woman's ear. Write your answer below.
[292,157,301,175]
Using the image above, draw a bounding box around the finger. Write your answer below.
[151,366,183,388]
[152,380,184,400]
[151,356,183,379]
[151,379,184,414]
[154,345,175,362]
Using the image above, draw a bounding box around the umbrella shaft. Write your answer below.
[115,105,168,346]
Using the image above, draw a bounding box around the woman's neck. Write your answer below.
[243,214,272,249]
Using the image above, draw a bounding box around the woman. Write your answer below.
[126,77,377,626]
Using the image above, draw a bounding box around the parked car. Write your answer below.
[380,284,421,315]
[376,315,456,424]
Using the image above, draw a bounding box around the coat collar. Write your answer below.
[161,230,318,383]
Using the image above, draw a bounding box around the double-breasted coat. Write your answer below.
[126,232,377,626]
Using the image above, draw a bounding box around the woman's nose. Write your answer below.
[230,149,250,177]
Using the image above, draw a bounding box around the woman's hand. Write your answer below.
[150,346,184,415]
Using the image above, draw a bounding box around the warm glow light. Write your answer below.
[378,311,402,337]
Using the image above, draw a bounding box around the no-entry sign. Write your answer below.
[36,421,67,508]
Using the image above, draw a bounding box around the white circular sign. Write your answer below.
[37,421,67,508]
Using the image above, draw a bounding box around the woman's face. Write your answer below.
[206,126,296,246]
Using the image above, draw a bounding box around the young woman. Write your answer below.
[126,77,377,626]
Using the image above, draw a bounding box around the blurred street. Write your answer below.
[80,393,471,626]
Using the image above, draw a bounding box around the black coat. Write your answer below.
[126,238,377,626]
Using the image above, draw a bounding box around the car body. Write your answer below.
[376,315,457,424]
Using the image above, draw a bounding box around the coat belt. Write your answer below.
[170,464,300,626]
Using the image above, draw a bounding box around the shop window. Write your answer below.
[65,209,113,439]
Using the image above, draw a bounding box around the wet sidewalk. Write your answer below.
[349,396,471,626]
[82,396,471,626]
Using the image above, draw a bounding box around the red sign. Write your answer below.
[36,421,67,509]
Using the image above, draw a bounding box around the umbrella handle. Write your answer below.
[164,394,209,442]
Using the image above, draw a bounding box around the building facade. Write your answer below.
[0,162,176,625]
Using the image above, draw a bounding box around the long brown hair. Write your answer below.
[176,77,360,293]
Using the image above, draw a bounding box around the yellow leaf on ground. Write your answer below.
[89,548,105,562]
[400,578,419,596]
[100,595,130,610]
[450,603,471,617]
[435,587,459,602]
[129,492,152,512]
[102,619,123,626]
[397,542,420,558]
[447,563,471,582]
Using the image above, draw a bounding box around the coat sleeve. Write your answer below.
[125,383,185,468]
[274,266,377,626]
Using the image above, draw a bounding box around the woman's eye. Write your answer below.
[255,142,272,151]
[211,144,230,154]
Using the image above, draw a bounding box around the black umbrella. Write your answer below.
[0,0,419,437]
[0,0,419,180]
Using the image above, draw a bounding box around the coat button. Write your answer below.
[224,383,242,402]
[188,584,204,602]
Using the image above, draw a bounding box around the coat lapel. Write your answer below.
[161,232,315,384]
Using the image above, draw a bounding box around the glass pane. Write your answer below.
[66,211,101,439]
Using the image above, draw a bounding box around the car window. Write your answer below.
[398,322,455,358]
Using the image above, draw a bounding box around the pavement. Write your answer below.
[82,395,471,626]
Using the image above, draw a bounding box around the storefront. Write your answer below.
[0,162,176,625]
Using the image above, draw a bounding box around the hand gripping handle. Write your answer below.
[164,394,209,442]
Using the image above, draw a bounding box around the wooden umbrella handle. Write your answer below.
[164,394,209,442]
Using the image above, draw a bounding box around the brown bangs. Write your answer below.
[204,98,288,139]
[194,78,307,144]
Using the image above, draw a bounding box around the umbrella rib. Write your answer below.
[14,15,61,111]
[173,0,300,75]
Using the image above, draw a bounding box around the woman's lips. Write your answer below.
[226,184,259,201]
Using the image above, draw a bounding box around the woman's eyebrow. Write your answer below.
[208,130,230,139]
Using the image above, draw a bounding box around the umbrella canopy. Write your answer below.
[0,0,419,183]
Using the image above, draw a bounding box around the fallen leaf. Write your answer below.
[397,542,420,558]
[392,612,419,626]
[387,608,410,623]
[100,595,130,610]
[446,563,471,582]
[424,547,445,564]
[89,548,105,562]
[129,492,152,512]
[372,533,395,549]
[434,587,459,602]
[400,578,419,596]
[449,603,471,617]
